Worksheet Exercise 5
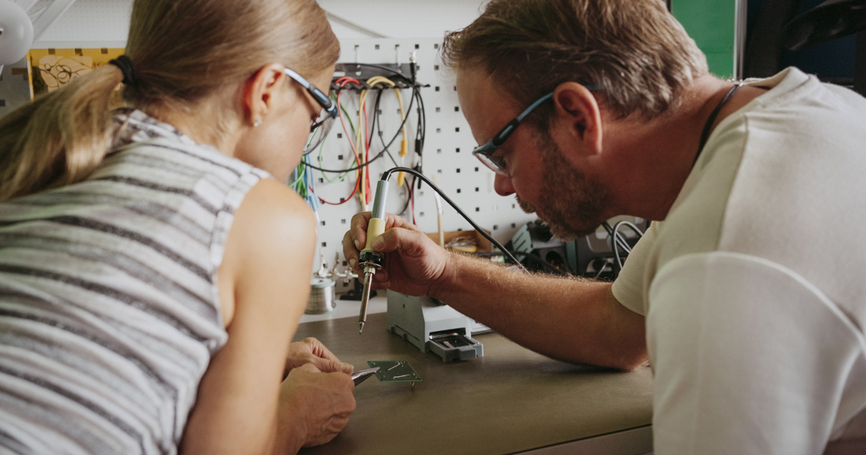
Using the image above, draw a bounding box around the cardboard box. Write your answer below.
[426,230,492,253]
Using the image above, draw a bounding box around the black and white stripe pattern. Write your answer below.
[0,109,271,454]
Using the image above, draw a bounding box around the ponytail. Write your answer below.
[0,0,339,204]
[0,65,125,202]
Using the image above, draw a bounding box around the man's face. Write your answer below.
[457,69,613,241]
[519,126,612,241]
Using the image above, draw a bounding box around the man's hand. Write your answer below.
[279,363,356,448]
[285,337,353,375]
[342,212,453,298]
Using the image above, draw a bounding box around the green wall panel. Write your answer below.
[672,0,737,79]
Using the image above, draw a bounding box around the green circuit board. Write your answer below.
[367,360,422,382]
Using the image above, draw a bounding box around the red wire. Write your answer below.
[318,78,363,206]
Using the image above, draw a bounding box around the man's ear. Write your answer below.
[242,63,286,126]
[551,82,603,156]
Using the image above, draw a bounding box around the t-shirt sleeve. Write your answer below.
[647,251,866,455]
[611,221,660,316]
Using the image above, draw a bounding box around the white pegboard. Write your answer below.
[309,38,537,275]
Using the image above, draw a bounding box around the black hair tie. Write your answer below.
[109,55,138,86]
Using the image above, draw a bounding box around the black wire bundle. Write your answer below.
[306,63,425,175]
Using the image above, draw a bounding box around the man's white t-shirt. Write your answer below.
[613,67,866,454]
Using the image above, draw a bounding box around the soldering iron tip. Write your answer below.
[359,321,365,334]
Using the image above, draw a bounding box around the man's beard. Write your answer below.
[516,129,612,241]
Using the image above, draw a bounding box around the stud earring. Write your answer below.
[253,118,262,128]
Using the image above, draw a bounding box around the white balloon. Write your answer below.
[0,0,35,66]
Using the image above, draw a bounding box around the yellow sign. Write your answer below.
[27,48,124,98]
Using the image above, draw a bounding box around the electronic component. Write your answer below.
[367,360,422,383]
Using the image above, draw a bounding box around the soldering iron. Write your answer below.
[357,167,527,334]
[357,179,389,334]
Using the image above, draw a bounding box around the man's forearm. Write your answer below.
[431,253,647,370]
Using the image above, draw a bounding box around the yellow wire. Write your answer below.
[356,88,369,210]
[367,76,409,186]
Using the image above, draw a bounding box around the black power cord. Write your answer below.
[380,167,527,272]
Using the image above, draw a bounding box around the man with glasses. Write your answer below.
[344,0,866,453]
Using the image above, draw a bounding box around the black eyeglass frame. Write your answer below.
[472,84,602,176]
[283,67,338,127]
[283,67,338,155]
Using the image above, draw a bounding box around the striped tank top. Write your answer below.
[0,109,271,454]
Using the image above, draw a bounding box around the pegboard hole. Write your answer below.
[434,65,439,71]
[341,219,347,224]
[337,133,343,139]
[493,225,499,230]
[511,223,517,228]
[435,86,440,92]
[338,155,344,160]
[321,242,328,247]
[456,148,460,153]
[420,212,425,217]
[475,207,480,212]
[318,178,324,184]
[475,187,480,192]
[455,127,460,132]
[456,168,461,173]
[436,128,441,133]
[456,188,461,193]
[454,106,459,112]
[321,221,326,226]
[375,44,380,49]
[475,167,479,172]
[415,44,420,49]
[435,107,441,113]
[437,149,442,154]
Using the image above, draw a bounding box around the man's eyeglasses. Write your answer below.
[472,85,601,176]
[284,68,338,155]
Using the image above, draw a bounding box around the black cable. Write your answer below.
[380,167,526,271]
[602,221,632,254]
[350,63,411,78]
[309,84,419,174]
[370,89,400,168]
[397,174,413,217]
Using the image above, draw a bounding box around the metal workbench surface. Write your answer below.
[294,312,653,455]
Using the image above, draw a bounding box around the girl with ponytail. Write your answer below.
[0,0,355,453]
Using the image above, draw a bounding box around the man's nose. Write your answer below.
[494,172,515,196]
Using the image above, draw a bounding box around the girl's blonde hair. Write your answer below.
[0,0,339,202]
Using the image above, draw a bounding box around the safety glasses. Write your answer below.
[473,85,601,176]
[283,68,338,155]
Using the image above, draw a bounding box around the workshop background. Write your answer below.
[3,0,854,294]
